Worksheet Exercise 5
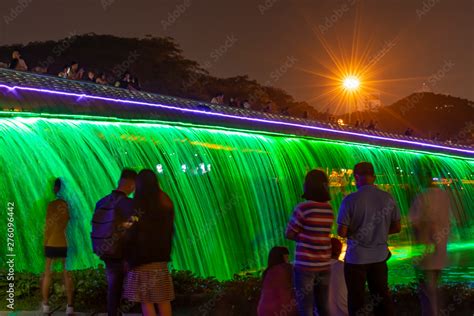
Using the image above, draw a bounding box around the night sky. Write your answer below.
[0,0,472,111]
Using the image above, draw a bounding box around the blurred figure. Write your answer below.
[286,169,334,316]
[31,66,48,74]
[329,238,348,316]
[86,70,96,82]
[234,97,242,108]
[96,73,108,85]
[211,92,224,104]
[257,246,297,316]
[116,71,132,89]
[367,120,375,130]
[58,65,69,78]
[130,76,141,90]
[9,50,28,71]
[77,68,85,80]
[229,97,237,107]
[66,61,82,80]
[123,169,175,316]
[41,178,74,314]
[337,162,400,316]
[409,172,450,316]
[92,169,137,316]
[263,101,273,113]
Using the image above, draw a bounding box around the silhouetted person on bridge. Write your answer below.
[9,50,28,71]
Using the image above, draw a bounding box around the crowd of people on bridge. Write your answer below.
[2,50,142,91]
[354,120,379,131]
[41,161,450,316]
[2,49,466,145]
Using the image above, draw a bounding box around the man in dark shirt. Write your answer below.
[93,169,137,316]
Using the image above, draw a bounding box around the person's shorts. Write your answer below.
[44,246,68,258]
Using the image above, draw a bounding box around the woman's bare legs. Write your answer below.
[141,303,157,316]
[42,258,74,308]
[41,258,53,305]
[156,301,172,316]
[61,259,74,306]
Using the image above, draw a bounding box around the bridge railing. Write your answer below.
[0,68,472,153]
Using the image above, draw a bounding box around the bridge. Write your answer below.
[0,68,472,158]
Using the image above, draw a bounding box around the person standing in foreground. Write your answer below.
[328,238,348,316]
[92,169,137,316]
[42,178,74,314]
[409,171,451,316]
[337,162,401,316]
[257,246,297,316]
[123,169,175,316]
[286,169,334,316]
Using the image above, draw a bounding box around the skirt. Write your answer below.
[123,262,175,303]
[44,246,68,258]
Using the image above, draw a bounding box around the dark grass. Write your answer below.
[1,269,473,315]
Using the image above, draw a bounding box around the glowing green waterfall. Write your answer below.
[0,114,472,281]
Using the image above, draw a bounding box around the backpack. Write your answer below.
[91,193,127,259]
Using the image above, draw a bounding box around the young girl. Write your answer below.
[258,246,297,316]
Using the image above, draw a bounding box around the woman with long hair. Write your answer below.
[257,246,297,316]
[123,169,175,316]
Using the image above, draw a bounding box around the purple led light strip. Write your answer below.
[1,83,473,155]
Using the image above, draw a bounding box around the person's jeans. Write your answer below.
[104,259,126,316]
[344,260,394,316]
[293,268,330,316]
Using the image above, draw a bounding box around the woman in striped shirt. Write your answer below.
[286,169,334,316]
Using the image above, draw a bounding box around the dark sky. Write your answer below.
[1,0,473,112]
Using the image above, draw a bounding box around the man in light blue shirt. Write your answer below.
[337,162,401,316]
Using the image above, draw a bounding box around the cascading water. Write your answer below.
[0,114,472,283]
